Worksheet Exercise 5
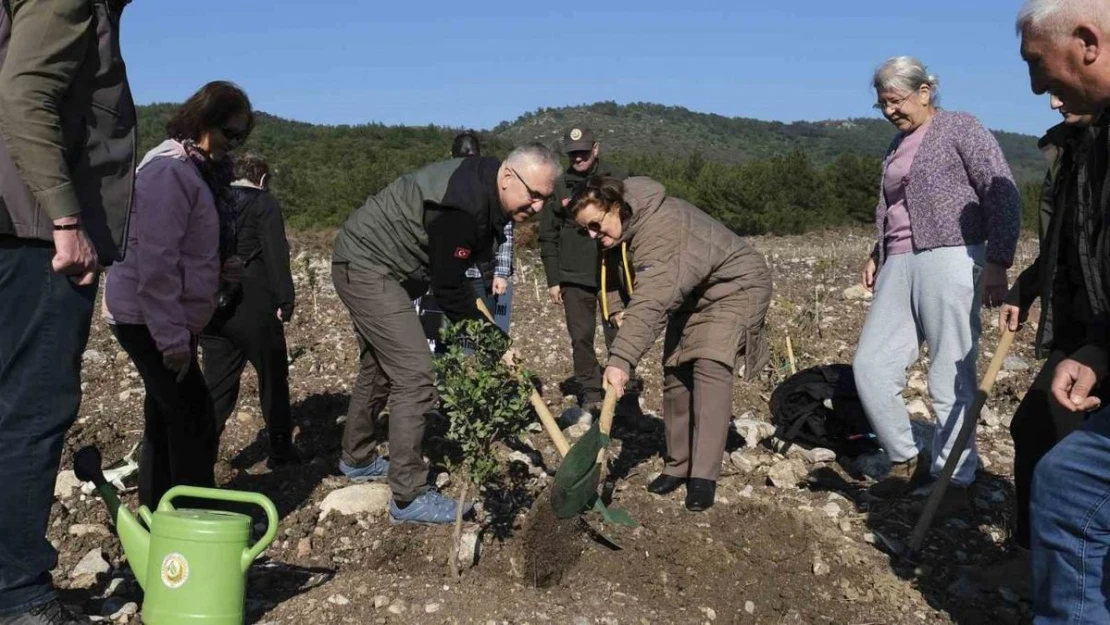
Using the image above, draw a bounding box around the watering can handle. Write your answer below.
[158,486,280,573]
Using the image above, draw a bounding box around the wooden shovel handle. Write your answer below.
[905,327,1015,556]
[596,384,620,464]
[475,298,571,457]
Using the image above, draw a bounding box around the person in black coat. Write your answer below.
[201,152,299,465]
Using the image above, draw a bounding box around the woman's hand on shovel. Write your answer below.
[604,365,629,398]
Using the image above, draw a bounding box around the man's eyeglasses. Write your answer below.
[509,167,550,203]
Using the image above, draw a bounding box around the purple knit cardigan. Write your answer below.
[872,110,1021,268]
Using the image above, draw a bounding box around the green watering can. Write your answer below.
[74,446,278,625]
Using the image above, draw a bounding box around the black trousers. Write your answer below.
[1010,347,1089,549]
[562,283,617,404]
[200,294,291,442]
[111,324,218,509]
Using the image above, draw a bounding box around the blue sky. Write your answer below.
[122,1,1054,136]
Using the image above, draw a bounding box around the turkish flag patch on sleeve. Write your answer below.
[453,247,471,260]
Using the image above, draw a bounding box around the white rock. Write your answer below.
[813,560,831,576]
[744,601,755,614]
[822,502,843,518]
[54,470,83,498]
[425,603,442,614]
[907,372,928,393]
[842,284,873,301]
[729,451,759,473]
[732,418,776,449]
[110,602,138,620]
[564,423,591,442]
[767,458,806,489]
[700,606,717,621]
[435,472,452,489]
[457,525,481,568]
[317,484,391,521]
[906,399,930,418]
[373,595,390,609]
[71,549,110,578]
[388,601,406,615]
[69,524,110,537]
[1003,355,1030,372]
[82,350,106,365]
[327,594,350,606]
[979,404,1001,428]
[804,447,837,464]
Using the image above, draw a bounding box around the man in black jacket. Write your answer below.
[978,97,1097,594]
[1018,4,1110,618]
[538,128,629,409]
[332,144,559,525]
[201,153,298,466]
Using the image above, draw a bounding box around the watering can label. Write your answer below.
[160,552,190,589]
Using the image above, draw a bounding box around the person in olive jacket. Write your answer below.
[201,152,298,466]
[572,176,772,512]
[537,127,629,409]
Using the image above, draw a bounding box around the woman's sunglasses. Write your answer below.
[221,125,247,147]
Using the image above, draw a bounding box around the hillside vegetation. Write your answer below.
[136,101,1045,235]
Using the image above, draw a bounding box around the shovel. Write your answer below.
[473,299,633,527]
[550,385,625,519]
[887,327,1015,563]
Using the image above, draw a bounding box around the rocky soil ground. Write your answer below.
[51,227,1045,624]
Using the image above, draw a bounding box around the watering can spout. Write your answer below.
[73,446,152,591]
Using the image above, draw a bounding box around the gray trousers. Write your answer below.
[662,359,734,481]
[333,262,436,501]
[852,245,983,486]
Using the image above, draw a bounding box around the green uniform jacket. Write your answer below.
[537,159,628,288]
[0,0,137,263]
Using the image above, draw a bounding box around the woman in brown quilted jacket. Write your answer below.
[571,176,772,511]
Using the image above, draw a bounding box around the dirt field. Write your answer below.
[53,227,1044,624]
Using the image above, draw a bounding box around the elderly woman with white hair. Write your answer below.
[853,57,1021,513]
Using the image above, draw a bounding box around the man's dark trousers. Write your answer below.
[561,283,616,405]
[0,240,96,616]
[333,262,437,502]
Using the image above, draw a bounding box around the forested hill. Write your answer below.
[493,101,1044,183]
[135,101,1044,235]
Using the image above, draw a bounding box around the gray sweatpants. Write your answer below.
[852,245,983,486]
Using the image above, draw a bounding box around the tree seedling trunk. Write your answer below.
[449,479,470,577]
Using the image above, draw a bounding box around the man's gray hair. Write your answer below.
[1016,0,1110,38]
[504,143,561,178]
[872,56,941,106]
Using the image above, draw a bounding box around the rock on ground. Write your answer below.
[732,418,776,449]
[71,549,110,579]
[767,458,807,489]
[54,470,82,499]
[317,484,391,521]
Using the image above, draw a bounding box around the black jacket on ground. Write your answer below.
[229,184,295,320]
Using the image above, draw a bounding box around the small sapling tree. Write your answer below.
[434,318,533,576]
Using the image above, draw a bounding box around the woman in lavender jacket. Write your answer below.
[104,82,254,508]
[853,57,1020,513]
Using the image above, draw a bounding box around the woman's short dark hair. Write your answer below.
[570,176,632,222]
[166,81,254,142]
[232,151,269,185]
[451,132,481,158]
